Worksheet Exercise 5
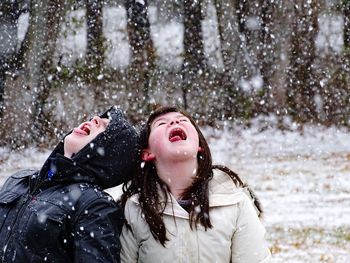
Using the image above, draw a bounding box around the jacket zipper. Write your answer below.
[1,173,49,261]
[1,194,31,261]
[1,171,50,261]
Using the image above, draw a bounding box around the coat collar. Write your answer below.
[208,169,245,207]
[128,170,246,219]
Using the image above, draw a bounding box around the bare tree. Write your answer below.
[234,0,249,33]
[287,0,320,123]
[319,0,350,126]
[266,1,295,118]
[0,0,69,147]
[181,0,206,109]
[125,0,156,114]
[85,0,105,76]
[214,0,251,117]
[257,0,277,113]
[344,0,350,57]
[0,0,20,113]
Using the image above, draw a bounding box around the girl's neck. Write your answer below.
[156,158,198,199]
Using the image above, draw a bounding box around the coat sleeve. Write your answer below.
[120,200,139,262]
[73,193,123,263]
[231,194,271,263]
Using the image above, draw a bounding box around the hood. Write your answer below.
[38,106,139,189]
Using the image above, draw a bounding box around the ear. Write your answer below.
[141,149,156,161]
[198,146,203,152]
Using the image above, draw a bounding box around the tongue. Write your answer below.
[170,136,182,142]
[81,127,90,135]
[73,128,88,135]
[79,128,89,135]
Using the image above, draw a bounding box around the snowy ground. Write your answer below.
[1,123,349,262]
[206,122,350,263]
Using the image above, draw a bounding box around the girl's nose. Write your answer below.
[170,119,180,125]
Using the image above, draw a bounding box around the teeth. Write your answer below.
[81,124,91,134]
[169,128,186,141]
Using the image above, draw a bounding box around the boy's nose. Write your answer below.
[91,116,101,125]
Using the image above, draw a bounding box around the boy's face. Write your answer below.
[64,116,110,158]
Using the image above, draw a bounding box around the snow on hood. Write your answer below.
[38,106,139,188]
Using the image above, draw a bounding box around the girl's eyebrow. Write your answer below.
[152,114,187,126]
[152,117,166,126]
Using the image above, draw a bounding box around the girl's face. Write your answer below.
[64,116,109,158]
[142,112,200,163]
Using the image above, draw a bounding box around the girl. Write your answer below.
[119,106,271,262]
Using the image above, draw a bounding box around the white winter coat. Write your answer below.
[109,170,271,263]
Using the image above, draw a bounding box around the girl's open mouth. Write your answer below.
[169,128,187,142]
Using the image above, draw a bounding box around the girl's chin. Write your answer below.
[165,149,197,160]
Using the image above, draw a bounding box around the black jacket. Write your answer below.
[0,107,138,263]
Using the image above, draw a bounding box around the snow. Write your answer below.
[15,5,226,70]
[3,2,350,261]
[55,9,87,66]
[17,12,29,44]
[201,4,224,70]
[149,12,184,69]
[103,6,130,69]
[205,121,350,262]
[316,14,344,54]
[239,74,264,92]
[1,123,349,261]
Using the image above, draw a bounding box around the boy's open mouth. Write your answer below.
[80,123,91,135]
[169,128,187,142]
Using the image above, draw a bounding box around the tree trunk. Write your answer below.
[319,1,350,126]
[234,0,249,34]
[85,0,105,77]
[125,0,156,115]
[344,0,350,49]
[287,0,320,123]
[257,0,276,113]
[344,0,350,63]
[0,1,19,114]
[181,0,206,109]
[0,1,19,58]
[215,0,234,76]
[214,0,247,117]
[267,0,293,118]
[0,0,68,148]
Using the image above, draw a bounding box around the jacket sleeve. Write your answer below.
[73,192,123,263]
[231,194,271,263]
[120,200,139,262]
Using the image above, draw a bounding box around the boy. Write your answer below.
[0,106,138,262]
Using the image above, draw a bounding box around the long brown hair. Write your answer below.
[120,106,263,246]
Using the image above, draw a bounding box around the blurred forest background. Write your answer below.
[0,0,349,148]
